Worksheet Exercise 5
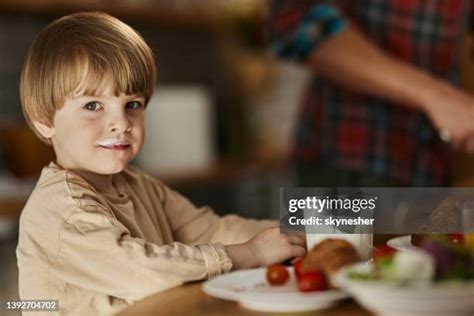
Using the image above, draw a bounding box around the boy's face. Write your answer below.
[37,85,146,175]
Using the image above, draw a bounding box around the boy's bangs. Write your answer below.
[58,48,154,103]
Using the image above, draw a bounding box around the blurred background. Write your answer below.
[0,0,473,312]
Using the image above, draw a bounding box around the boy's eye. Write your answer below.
[126,101,143,110]
[83,101,102,111]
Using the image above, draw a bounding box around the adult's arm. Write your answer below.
[269,1,474,150]
[304,25,474,149]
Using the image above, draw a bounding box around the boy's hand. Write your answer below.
[248,228,307,267]
[225,228,306,270]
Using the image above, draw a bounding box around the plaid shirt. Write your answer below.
[270,0,471,186]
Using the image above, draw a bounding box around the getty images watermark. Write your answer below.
[280,187,472,234]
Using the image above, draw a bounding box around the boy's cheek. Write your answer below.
[131,113,145,123]
[82,112,103,120]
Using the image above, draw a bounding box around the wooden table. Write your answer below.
[117,282,374,316]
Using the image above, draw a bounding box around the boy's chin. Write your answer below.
[93,162,129,175]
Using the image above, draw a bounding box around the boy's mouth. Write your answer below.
[100,144,131,150]
[96,138,131,150]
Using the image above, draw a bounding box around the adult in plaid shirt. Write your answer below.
[270,0,474,186]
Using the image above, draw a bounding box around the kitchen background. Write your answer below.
[0,0,473,313]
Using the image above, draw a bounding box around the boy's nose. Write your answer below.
[109,114,131,133]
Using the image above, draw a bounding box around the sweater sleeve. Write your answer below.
[49,206,232,302]
[157,183,277,245]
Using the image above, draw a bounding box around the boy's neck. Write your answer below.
[70,168,118,196]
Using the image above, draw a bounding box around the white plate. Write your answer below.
[334,262,474,316]
[202,267,349,312]
[387,235,418,251]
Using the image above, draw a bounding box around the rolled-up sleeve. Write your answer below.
[50,207,232,302]
[269,0,347,62]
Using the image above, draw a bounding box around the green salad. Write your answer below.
[349,236,474,283]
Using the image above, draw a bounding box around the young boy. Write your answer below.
[16,11,306,315]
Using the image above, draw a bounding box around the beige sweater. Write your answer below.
[16,162,275,315]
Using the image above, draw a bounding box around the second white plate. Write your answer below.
[387,235,418,251]
[334,262,474,316]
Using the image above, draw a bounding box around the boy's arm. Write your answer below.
[158,183,277,245]
[176,210,278,245]
[48,207,232,301]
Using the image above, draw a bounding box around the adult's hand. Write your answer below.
[420,82,474,151]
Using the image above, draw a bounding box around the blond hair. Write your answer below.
[20,11,157,144]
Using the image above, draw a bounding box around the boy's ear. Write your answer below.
[33,121,55,139]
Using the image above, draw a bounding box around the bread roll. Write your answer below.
[301,239,360,278]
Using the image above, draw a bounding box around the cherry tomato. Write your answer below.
[292,257,305,279]
[372,245,396,262]
[266,264,289,285]
[446,234,464,245]
[297,271,327,292]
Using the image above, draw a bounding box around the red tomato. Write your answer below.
[446,234,464,245]
[372,245,396,262]
[266,264,289,285]
[292,257,305,279]
[297,271,327,292]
